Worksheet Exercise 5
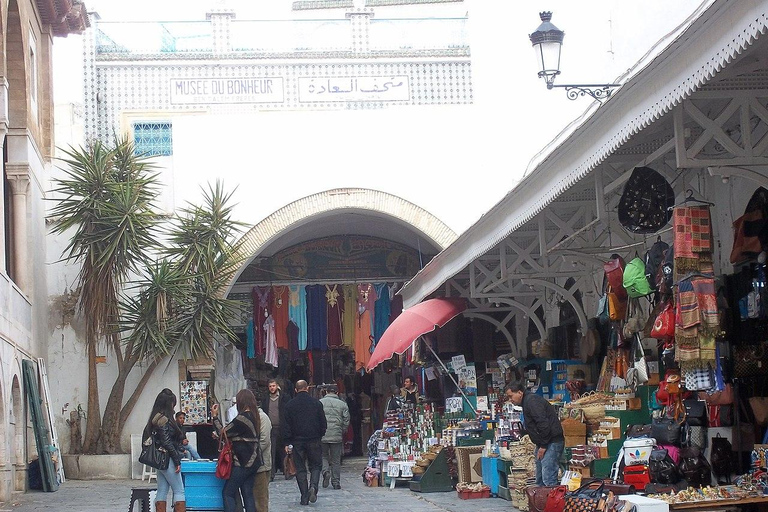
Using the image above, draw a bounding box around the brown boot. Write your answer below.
[155,502,167,512]
[174,502,186,512]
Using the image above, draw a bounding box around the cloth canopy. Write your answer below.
[366,297,466,371]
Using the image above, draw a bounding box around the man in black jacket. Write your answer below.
[261,379,289,479]
[505,382,564,486]
[283,380,327,505]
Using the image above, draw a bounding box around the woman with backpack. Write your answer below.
[212,388,262,512]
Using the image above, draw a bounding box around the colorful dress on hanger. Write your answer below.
[354,283,377,371]
[326,284,345,349]
[264,314,278,368]
[252,286,272,356]
[288,285,308,351]
[272,286,290,350]
[373,283,390,343]
[307,285,328,351]
[342,284,357,348]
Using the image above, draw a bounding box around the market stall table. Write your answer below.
[668,496,768,511]
[181,460,224,511]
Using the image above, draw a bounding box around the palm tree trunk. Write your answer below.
[81,339,102,453]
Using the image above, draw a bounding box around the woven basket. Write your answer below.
[581,404,605,421]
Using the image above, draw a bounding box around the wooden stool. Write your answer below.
[128,488,152,512]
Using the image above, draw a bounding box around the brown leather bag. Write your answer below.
[526,486,558,512]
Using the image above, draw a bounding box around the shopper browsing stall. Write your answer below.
[505,382,564,486]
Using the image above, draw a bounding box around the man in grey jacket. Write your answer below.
[319,385,350,490]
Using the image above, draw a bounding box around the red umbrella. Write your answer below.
[366,297,467,371]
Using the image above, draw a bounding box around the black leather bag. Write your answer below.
[626,424,653,438]
[651,417,681,446]
[678,446,712,488]
[618,166,675,234]
[684,399,707,427]
[138,431,170,470]
[649,449,680,484]
[710,434,733,484]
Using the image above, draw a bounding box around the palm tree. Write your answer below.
[50,136,161,453]
[52,138,245,454]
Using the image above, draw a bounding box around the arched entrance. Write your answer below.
[11,374,24,491]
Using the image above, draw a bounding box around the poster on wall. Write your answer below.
[458,363,477,396]
[180,380,208,425]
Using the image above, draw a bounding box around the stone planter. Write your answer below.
[62,454,131,480]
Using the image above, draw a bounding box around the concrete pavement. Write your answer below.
[2,457,517,511]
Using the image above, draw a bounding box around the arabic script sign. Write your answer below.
[298,76,410,103]
[169,77,285,104]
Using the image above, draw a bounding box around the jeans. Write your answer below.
[253,470,270,512]
[156,465,185,504]
[322,442,343,486]
[293,439,323,496]
[223,465,258,512]
[184,444,201,460]
[535,440,564,486]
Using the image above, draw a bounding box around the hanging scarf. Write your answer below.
[246,318,255,359]
[673,206,712,273]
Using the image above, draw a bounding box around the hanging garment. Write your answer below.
[272,286,290,350]
[389,293,403,323]
[306,285,328,351]
[326,284,345,349]
[264,314,278,368]
[288,285,308,351]
[246,318,255,359]
[373,283,390,343]
[252,286,272,356]
[342,284,357,348]
[287,320,301,361]
[354,284,377,370]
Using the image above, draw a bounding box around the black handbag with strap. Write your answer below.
[683,399,707,427]
[138,431,170,470]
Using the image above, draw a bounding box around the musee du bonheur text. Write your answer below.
[169,77,285,104]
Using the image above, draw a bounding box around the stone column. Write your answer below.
[0,77,9,275]
[4,166,29,294]
[346,4,373,54]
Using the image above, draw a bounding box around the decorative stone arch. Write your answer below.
[462,312,517,356]
[520,278,589,336]
[10,373,23,491]
[226,188,457,293]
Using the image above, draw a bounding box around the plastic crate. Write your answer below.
[458,489,490,499]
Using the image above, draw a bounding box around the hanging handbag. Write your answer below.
[650,302,675,339]
[651,417,681,446]
[749,397,768,426]
[733,344,768,377]
[632,334,649,384]
[683,399,707,427]
[707,404,733,427]
[597,294,610,325]
[138,431,170,471]
[698,383,733,405]
[216,429,234,480]
[626,424,652,438]
[608,288,627,322]
[604,256,627,300]
[543,485,568,512]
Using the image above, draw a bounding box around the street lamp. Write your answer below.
[529,12,620,101]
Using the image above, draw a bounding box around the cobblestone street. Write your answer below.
[2,457,515,512]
